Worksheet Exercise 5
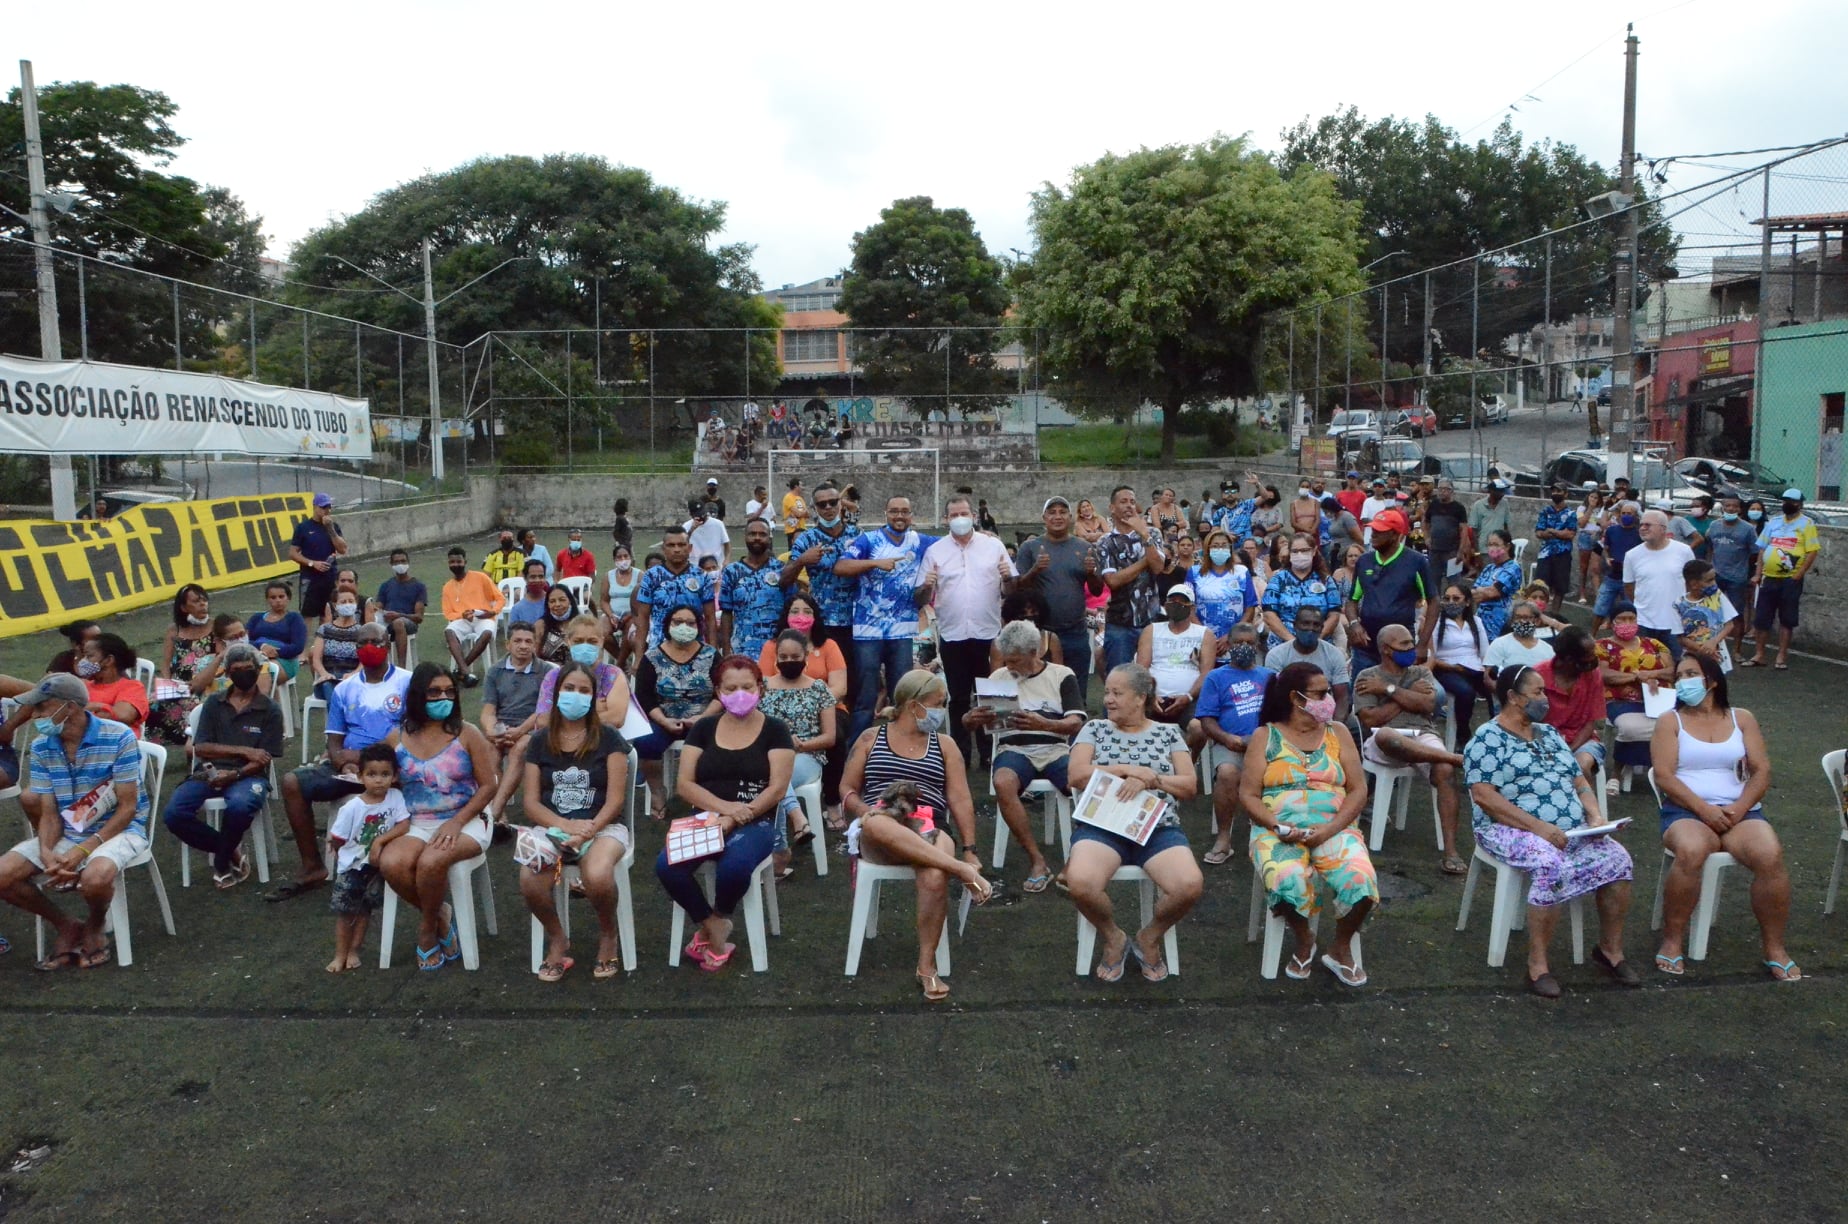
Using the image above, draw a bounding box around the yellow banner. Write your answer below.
[0,493,312,639]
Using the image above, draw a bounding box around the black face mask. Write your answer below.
[449,565,467,576]
[1782,502,1801,516]
[228,668,259,692]
[776,659,807,681]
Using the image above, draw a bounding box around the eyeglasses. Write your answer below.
[813,498,840,509]
[426,687,457,699]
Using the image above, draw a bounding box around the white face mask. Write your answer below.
[615,559,632,572]
[948,515,975,538]
[334,602,358,618]
[186,613,210,626]
[569,540,583,552]
[391,563,410,576]
[1290,552,1313,571]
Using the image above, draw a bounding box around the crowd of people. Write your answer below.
[0,469,1825,999]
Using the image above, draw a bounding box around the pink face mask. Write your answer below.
[720,689,761,717]
[1298,694,1338,725]
[787,613,816,633]
[1612,622,1640,641]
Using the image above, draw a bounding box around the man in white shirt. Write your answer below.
[917,495,1018,756]
[684,499,731,567]
[1360,479,1393,546]
[1623,510,1697,661]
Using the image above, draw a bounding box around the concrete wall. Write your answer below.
[337,482,499,560]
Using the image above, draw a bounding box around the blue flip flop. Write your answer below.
[437,903,461,963]
[415,943,445,972]
[1130,939,1170,983]
[1764,959,1802,982]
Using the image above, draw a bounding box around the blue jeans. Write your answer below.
[1102,622,1141,678]
[655,818,776,922]
[1592,575,1626,618]
[163,774,269,872]
[850,637,914,746]
[1055,627,1093,699]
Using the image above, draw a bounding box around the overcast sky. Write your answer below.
[13,0,1846,289]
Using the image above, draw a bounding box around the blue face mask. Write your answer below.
[1293,628,1320,650]
[556,690,594,721]
[1674,677,1708,707]
[32,714,61,737]
[1390,648,1418,668]
[1619,514,1638,527]
[914,706,948,734]
[568,642,601,666]
[425,698,456,720]
[817,514,841,529]
[1721,512,1739,522]
[1747,509,1763,522]
[1208,547,1233,566]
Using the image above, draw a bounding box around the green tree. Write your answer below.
[836,196,1011,416]
[1279,108,1678,372]
[1017,137,1366,462]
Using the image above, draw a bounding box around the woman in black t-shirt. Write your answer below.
[654,655,793,972]
[517,663,632,981]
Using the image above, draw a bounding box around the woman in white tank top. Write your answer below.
[1649,653,1798,980]
[1136,587,1216,724]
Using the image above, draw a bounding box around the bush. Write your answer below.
[499,436,554,468]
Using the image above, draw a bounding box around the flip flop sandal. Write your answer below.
[35,949,79,972]
[1285,943,1318,981]
[416,943,445,972]
[263,877,328,902]
[916,970,950,1002]
[1773,662,1789,671]
[791,828,816,848]
[213,870,240,890]
[1021,872,1053,894]
[1203,846,1234,866]
[1130,940,1170,983]
[697,942,736,972]
[1654,953,1686,976]
[78,945,112,969]
[1440,854,1470,876]
[1764,959,1802,981]
[593,959,622,980]
[536,956,575,983]
[684,930,711,962]
[775,866,797,882]
[1094,943,1128,983]
[437,904,461,963]
[1320,953,1367,988]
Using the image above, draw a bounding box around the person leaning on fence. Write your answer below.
[0,674,150,969]
[1237,662,1375,986]
[1463,665,1639,999]
[1064,663,1202,985]
[1648,651,1798,980]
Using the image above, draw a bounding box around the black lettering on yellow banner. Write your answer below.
[0,493,313,638]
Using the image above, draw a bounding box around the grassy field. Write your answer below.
[1036,422,1285,467]
[1,543,1845,1220]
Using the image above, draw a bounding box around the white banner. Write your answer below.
[0,355,371,460]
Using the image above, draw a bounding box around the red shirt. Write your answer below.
[556,547,598,579]
[1336,488,1367,519]
[86,675,149,737]
[1536,659,1602,748]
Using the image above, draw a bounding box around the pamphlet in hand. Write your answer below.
[1564,817,1632,840]
[151,677,190,702]
[1071,770,1168,846]
[666,813,727,864]
[1641,683,1676,719]
[974,675,1020,717]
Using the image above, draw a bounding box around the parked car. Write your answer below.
[1544,449,1704,507]
[1478,395,1511,425]
[1327,409,1381,439]
[77,488,186,519]
[1384,406,1437,438]
[1596,386,1612,407]
[1437,394,1509,430]
[1361,436,1427,478]
[1673,456,1792,504]
[1334,428,1382,467]
[1417,453,1542,495]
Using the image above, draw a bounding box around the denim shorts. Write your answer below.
[1071,821,1192,869]
[1660,801,1764,835]
[329,865,385,915]
[1574,739,1607,768]
[1592,575,1626,617]
[992,750,1070,794]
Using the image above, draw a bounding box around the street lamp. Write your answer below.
[323,244,525,482]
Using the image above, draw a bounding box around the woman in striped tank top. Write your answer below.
[840,670,992,1002]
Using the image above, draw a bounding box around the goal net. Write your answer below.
[766,447,942,526]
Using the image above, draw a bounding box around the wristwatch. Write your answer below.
[1385,683,1398,698]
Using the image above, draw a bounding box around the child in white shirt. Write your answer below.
[325,744,410,973]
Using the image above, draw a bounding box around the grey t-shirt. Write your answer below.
[482,658,556,730]
[1264,639,1351,686]
[1352,663,1439,734]
[1015,534,1095,633]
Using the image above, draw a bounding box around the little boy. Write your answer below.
[325,744,410,972]
[1675,559,1738,672]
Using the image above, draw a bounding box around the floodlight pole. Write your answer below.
[21,60,76,519]
[1607,25,1640,481]
[424,238,444,483]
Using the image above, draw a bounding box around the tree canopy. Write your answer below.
[1017,137,1367,461]
[836,196,1011,415]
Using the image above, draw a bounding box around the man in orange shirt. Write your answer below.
[556,527,597,580]
[440,545,506,687]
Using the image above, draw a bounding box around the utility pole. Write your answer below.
[21,60,76,519]
[423,238,444,482]
[1607,25,1641,481]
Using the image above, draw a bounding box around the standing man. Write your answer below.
[1532,482,1579,597]
[1593,500,1644,634]
[1342,508,1437,673]
[1747,487,1822,670]
[1095,485,1167,676]
[719,518,787,660]
[835,495,937,744]
[289,493,347,623]
[440,546,506,685]
[634,524,714,649]
[918,496,1018,756]
[483,530,526,584]
[272,623,408,899]
[1016,496,1105,696]
[556,528,597,580]
[699,477,727,521]
[1465,479,1514,568]
[1359,479,1393,546]
[783,482,862,657]
[1354,624,1468,874]
[0,673,147,967]
[1336,471,1368,521]
[684,499,731,567]
[1704,495,1760,656]
[1622,509,1697,661]
[744,485,770,520]
[479,621,556,824]
[370,547,427,667]
[1422,478,1470,580]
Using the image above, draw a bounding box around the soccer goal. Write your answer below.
[766,446,941,526]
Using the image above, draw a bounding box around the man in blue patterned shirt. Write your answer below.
[834,494,939,743]
[782,481,862,651]
[720,518,787,660]
[634,525,715,649]
[1532,482,1578,598]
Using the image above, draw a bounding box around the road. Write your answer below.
[116,458,420,508]
[1414,397,1601,480]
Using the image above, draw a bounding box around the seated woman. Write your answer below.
[1137,586,1214,726]
[656,656,794,972]
[162,644,283,890]
[1464,665,1640,998]
[1428,579,1491,734]
[756,594,848,827]
[760,630,836,876]
[1649,652,1797,979]
[1238,661,1374,986]
[1261,533,1341,651]
[1065,663,1203,984]
[1482,600,1555,690]
[842,669,991,998]
[147,583,217,744]
[517,662,632,982]
[193,615,282,700]
[1518,581,1568,638]
[79,633,148,738]
[536,583,580,666]
[249,581,308,681]
[47,620,101,675]
[1537,626,1606,781]
[601,544,641,671]
[965,620,1086,894]
[309,572,365,702]
[378,664,499,971]
[1596,602,1676,778]
[635,605,719,803]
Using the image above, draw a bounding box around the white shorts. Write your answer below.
[9,830,150,875]
[407,816,492,851]
[512,822,630,870]
[446,618,493,647]
[1362,728,1448,779]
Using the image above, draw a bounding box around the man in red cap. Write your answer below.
[1342,507,1436,672]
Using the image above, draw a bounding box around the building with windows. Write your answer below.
[763,277,854,382]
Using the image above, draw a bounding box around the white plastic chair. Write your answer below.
[277,674,297,739]
[496,577,526,639]
[527,749,642,974]
[990,780,1072,870]
[33,743,176,967]
[1512,537,1531,582]
[1823,750,1846,915]
[1646,768,1741,961]
[794,777,828,875]
[178,704,275,887]
[1455,844,1586,967]
[1246,860,1366,980]
[1360,754,1443,852]
[379,830,499,970]
[1073,865,1181,976]
[560,576,595,611]
[134,658,157,697]
[300,692,328,765]
[667,854,778,973]
[843,861,951,977]
[0,701,30,806]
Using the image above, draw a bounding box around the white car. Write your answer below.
[1477,395,1511,425]
[1327,409,1380,439]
